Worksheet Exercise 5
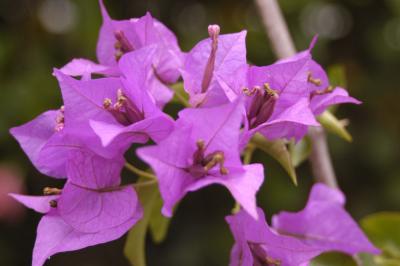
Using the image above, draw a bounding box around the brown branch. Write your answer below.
[254,0,338,188]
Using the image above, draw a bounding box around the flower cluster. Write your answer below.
[10,1,377,266]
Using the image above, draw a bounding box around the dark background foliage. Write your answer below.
[0,0,399,265]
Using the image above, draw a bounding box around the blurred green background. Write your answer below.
[0,0,399,265]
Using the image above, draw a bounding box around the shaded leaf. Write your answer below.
[251,133,297,185]
[290,136,312,168]
[358,253,380,266]
[149,194,171,243]
[359,252,400,266]
[317,111,352,142]
[360,212,400,265]
[124,178,159,266]
[311,252,357,266]
[361,212,400,247]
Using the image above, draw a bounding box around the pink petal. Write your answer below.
[10,194,59,214]
[32,207,141,266]
[272,183,380,255]
[58,183,140,233]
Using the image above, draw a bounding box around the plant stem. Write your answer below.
[308,127,338,188]
[125,162,157,180]
[243,143,256,164]
[254,0,338,188]
[254,0,296,58]
[133,179,158,188]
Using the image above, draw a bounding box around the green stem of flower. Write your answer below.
[132,179,158,188]
[124,162,157,180]
[243,143,256,164]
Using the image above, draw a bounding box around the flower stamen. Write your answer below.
[201,25,220,93]
[307,72,322,86]
[189,139,229,177]
[248,242,282,266]
[102,89,144,126]
[264,83,279,99]
[114,30,134,60]
[310,85,334,99]
[43,187,62,196]
[54,106,65,132]
[246,83,279,129]
[203,151,229,175]
[243,86,260,96]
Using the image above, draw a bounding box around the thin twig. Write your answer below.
[125,162,157,180]
[308,127,338,188]
[254,0,296,58]
[254,0,338,188]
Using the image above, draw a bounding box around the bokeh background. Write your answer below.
[0,0,399,265]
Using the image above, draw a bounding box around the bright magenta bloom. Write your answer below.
[182,25,247,107]
[55,48,174,159]
[11,150,142,266]
[226,184,379,266]
[60,0,184,107]
[272,183,379,256]
[137,100,264,218]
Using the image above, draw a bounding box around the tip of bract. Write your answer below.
[308,35,319,51]
[98,0,111,20]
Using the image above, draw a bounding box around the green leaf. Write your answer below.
[311,252,357,266]
[124,179,159,266]
[372,256,400,266]
[170,82,189,106]
[328,64,347,88]
[290,137,312,168]
[251,133,297,185]
[360,212,400,265]
[149,194,171,243]
[358,253,380,266]
[317,111,352,142]
[361,212,400,247]
[359,251,400,266]
[310,252,357,266]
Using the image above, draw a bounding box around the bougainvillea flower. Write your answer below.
[226,184,379,266]
[118,45,173,109]
[97,0,183,83]
[137,100,264,218]
[226,208,322,266]
[281,37,361,115]
[10,150,142,266]
[55,51,174,158]
[10,108,81,178]
[61,1,184,107]
[60,58,119,81]
[182,25,247,107]
[272,183,380,256]
[239,56,319,147]
[306,60,361,115]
